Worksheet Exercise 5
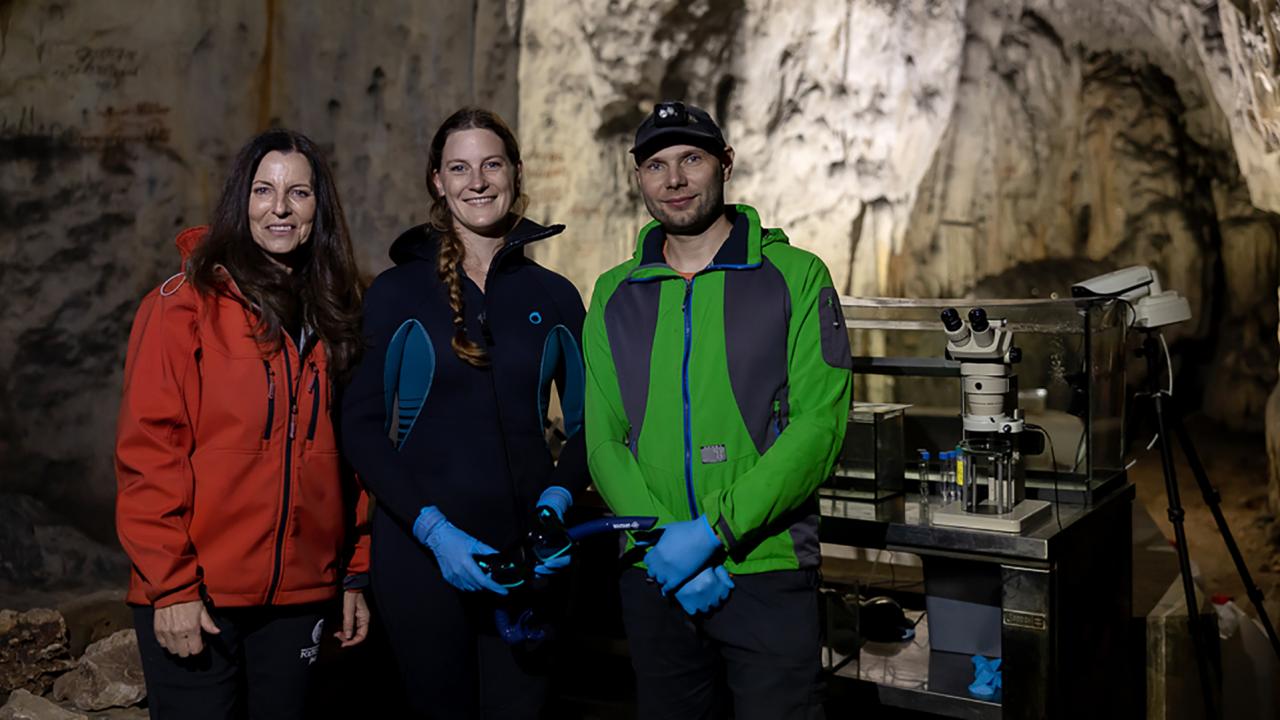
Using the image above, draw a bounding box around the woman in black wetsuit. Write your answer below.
[340,108,588,718]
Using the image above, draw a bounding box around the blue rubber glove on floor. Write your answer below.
[646,516,721,593]
[533,486,573,576]
[414,507,508,595]
[674,565,734,615]
[968,656,1002,698]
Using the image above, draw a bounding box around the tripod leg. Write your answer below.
[1144,334,1219,720]
[1171,415,1280,661]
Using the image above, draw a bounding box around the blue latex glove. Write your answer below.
[414,507,508,595]
[533,487,573,576]
[674,565,734,615]
[646,516,722,593]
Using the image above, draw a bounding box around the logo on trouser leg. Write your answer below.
[300,618,324,664]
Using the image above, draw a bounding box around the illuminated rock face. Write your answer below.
[519,0,1278,429]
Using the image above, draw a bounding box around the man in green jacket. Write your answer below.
[584,101,853,719]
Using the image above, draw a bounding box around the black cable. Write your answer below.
[1026,423,1063,530]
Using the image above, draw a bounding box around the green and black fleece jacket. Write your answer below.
[584,204,853,575]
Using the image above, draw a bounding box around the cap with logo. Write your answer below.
[630,101,728,164]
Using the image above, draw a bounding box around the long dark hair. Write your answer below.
[188,128,364,379]
[425,107,528,367]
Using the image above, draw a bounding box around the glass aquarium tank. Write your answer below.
[830,402,909,501]
[836,296,1128,502]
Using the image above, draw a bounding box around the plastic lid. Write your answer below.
[1211,593,1232,605]
[919,449,931,460]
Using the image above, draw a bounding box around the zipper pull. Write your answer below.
[288,402,298,439]
[478,312,495,345]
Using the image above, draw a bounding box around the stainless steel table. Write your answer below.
[819,482,1136,719]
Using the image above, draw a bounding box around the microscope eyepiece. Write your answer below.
[968,308,989,333]
[941,308,962,332]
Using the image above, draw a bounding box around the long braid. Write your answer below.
[433,224,488,367]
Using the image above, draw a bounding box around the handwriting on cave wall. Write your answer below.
[0,42,174,157]
[53,46,142,86]
[0,103,171,152]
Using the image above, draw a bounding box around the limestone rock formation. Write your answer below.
[0,0,515,544]
[0,609,73,697]
[1,0,1277,558]
[55,592,131,660]
[51,630,145,712]
[0,691,87,720]
[519,0,1277,431]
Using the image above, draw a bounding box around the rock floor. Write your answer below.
[1129,414,1280,625]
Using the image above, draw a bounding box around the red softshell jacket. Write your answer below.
[116,227,370,608]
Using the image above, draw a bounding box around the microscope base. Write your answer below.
[930,499,1052,533]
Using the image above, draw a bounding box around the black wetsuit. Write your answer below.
[341,219,588,718]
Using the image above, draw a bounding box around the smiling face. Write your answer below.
[432,128,520,239]
[247,150,316,260]
[635,143,733,235]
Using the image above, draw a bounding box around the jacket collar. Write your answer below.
[388,217,566,267]
[174,226,248,302]
[626,204,767,283]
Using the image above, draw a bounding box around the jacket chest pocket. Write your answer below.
[194,347,281,450]
[301,361,338,452]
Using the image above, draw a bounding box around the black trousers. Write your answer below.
[133,603,327,720]
[372,518,551,719]
[620,567,826,720]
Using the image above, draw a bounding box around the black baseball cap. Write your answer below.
[630,101,728,163]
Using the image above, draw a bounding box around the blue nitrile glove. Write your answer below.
[536,486,572,520]
[413,507,508,595]
[645,516,722,593]
[968,656,1002,698]
[674,565,734,615]
[533,487,573,576]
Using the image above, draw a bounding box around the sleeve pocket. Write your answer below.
[817,287,852,370]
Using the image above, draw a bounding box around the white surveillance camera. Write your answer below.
[1071,265,1191,329]
[1070,266,1159,301]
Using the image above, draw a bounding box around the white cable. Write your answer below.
[1159,332,1173,395]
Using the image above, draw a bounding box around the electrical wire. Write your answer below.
[1159,331,1174,396]
[1026,423,1063,530]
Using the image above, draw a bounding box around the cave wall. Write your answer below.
[0,0,516,543]
[1,0,1277,550]
[521,0,1279,429]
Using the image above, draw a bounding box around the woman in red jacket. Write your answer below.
[115,128,370,720]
